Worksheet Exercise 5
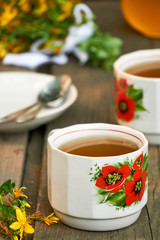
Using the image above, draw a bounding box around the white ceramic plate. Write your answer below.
[0,72,78,132]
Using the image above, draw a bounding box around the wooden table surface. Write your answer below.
[0,1,160,240]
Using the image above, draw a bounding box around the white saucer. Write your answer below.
[0,72,78,132]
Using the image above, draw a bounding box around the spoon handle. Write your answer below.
[0,102,38,123]
[16,103,44,123]
[16,95,67,123]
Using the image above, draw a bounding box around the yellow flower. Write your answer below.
[0,2,18,27]
[58,1,73,21]
[13,236,19,240]
[10,207,34,240]
[13,187,28,199]
[23,202,31,208]
[43,213,59,226]
[19,0,32,13]
[36,0,47,15]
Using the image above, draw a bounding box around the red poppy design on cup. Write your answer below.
[95,165,131,193]
[117,78,129,91]
[117,91,136,121]
[114,77,146,122]
[133,153,144,170]
[125,169,146,206]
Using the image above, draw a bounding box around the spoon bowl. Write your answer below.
[38,74,71,103]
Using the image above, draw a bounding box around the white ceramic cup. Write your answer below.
[114,49,160,144]
[47,123,148,231]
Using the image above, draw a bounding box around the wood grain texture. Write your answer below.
[0,1,160,240]
[146,147,160,240]
[0,133,28,186]
[0,133,28,240]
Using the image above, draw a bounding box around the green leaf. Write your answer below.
[128,86,143,101]
[136,102,147,112]
[0,179,15,195]
[1,205,9,218]
[142,154,148,175]
[98,188,110,197]
[106,192,127,206]
[126,174,133,181]
[79,27,123,71]
[114,162,123,169]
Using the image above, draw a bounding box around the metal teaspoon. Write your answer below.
[0,74,72,123]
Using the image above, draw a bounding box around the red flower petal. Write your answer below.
[101,165,117,178]
[125,169,147,205]
[125,180,135,195]
[117,91,136,122]
[138,183,145,201]
[126,191,138,206]
[118,164,131,178]
[138,170,146,201]
[133,169,142,182]
[117,78,129,91]
[133,153,144,170]
[142,169,147,182]
[95,176,107,189]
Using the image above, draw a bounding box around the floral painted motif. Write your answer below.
[95,165,131,192]
[125,169,146,206]
[116,78,129,91]
[132,153,144,170]
[115,78,146,122]
[90,153,148,209]
[116,91,136,121]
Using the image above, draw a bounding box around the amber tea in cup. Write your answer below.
[125,61,160,78]
[59,136,139,157]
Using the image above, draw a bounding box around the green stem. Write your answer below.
[0,195,3,204]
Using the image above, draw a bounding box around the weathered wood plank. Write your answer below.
[0,133,28,240]
[51,58,114,126]
[0,62,33,72]
[22,127,46,240]
[21,127,45,212]
[0,133,28,187]
[146,146,160,240]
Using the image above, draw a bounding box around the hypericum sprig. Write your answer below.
[0,179,59,240]
[0,0,82,58]
[0,1,122,71]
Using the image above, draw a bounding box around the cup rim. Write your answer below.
[114,48,160,81]
[48,123,148,159]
